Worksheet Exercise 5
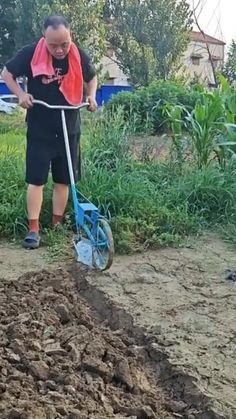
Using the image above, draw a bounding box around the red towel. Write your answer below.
[31,37,83,105]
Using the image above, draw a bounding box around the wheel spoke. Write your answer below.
[94,247,106,266]
[89,218,114,270]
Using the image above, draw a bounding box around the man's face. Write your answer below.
[44,24,71,60]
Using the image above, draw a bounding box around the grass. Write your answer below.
[1,106,236,256]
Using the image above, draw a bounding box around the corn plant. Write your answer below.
[214,77,236,166]
[164,104,185,164]
[215,123,236,168]
[185,92,223,168]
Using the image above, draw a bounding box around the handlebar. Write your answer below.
[32,99,89,110]
[0,96,89,110]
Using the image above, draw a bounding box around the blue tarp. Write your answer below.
[96,85,133,106]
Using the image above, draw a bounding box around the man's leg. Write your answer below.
[51,133,80,226]
[24,131,51,248]
[27,184,44,232]
[52,183,69,226]
[22,184,44,248]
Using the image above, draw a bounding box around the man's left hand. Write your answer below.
[87,96,97,112]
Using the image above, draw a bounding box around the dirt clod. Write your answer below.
[0,268,171,418]
[114,358,134,390]
[55,303,71,324]
[30,360,50,381]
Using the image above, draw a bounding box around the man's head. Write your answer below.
[43,15,71,60]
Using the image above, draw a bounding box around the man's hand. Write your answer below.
[87,96,97,112]
[18,92,34,109]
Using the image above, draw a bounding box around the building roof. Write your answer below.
[192,31,226,46]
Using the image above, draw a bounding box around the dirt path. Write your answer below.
[0,242,60,280]
[83,234,236,419]
[0,234,236,418]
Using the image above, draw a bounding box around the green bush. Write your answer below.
[106,81,201,134]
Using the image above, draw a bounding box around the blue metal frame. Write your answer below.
[71,185,109,249]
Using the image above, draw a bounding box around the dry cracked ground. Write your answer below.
[0,233,236,419]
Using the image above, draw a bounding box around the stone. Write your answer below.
[55,304,71,324]
[114,359,133,390]
[44,342,67,357]
[141,406,156,418]
[64,385,76,396]
[68,410,81,419]
[30,360,50,381]
[17,313,31,324]
[30,340,42,352]
[56,406,69,416]
[167,400,188,413]
[148,342,164,362]
[84,372,93,386]
[45,380,57,391]
[7,408,27,419]
[47,391,65,401]
[67,342,81,364]
[81,359,112,382]
[10,339,25,356]
[6,351,21,363]
[0,383,6,394]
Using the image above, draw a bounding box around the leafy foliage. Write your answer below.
[103,0,192,85]
[106,81,201,134]
[165,78,236,169]
[0,0,17,67]
[1,0,106,68]
[52,0,106,66]
[223,40,236,84]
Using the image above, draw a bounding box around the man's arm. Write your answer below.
[85,75,97,112]
[78,48,97,112]
[1,67,33,109]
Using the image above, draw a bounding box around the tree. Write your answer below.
[13,0,106,69]
[103,0,192,86]
[0,0,17,67]
[223,40,236,84]
[14,0,54,51]
[49,0,107,67]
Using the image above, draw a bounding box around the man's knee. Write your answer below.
[27,184,44,192]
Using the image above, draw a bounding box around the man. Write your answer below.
[1,15,97,249]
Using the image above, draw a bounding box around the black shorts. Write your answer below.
[26,130,81,186]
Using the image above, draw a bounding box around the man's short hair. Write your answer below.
[43,15,70,31]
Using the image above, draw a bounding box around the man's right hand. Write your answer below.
[18,92,34,109]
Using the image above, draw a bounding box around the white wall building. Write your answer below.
[183,31,225,85]
[102,31,225,86]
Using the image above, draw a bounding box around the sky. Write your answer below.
[188,0,236,47]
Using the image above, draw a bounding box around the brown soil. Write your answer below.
[0,234,236,419]
[130,135,171,162]
[0,268,173,419]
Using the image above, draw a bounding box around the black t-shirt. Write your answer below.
[6,43,96,136]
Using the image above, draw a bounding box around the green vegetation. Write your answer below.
[103,0,192,85]
[106,81,202,134]
[1,79,236,254]
[223,39,236,84]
